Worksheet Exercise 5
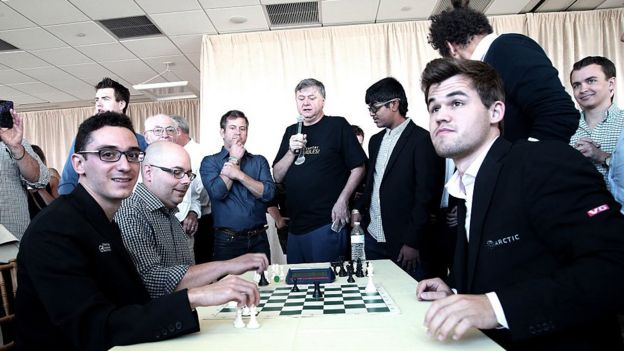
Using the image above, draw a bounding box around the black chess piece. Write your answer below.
[346,264,355,283]
[312,282,323,300]
[338,262,348,277]
[258,271,269,286]
[331,261,340,275]
[355,258,364,278]
[291,277,300,292]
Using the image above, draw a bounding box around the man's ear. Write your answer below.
[142,164,152,183]
[446,41,458,58]
[220,128,225,139]
[119,100,127,112]
[71,154,85,176]
[490,101,505,125]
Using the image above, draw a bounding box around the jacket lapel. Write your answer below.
[466,138,511,291]
[382,121,414,181]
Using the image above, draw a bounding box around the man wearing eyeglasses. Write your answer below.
[200,110,275,262]
[352,77,445,279]
[16,112,261,350]
[116,140,268,298]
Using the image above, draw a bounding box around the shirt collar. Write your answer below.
[471,33,499,61]
[446,137,499,200]
[135,182,177,215]
[385,117,410,137]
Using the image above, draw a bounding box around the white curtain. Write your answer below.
[201,8,624,163]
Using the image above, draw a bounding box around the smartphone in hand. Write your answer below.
[0,100,14,129]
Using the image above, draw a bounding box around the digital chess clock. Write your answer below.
[285,267,336,284]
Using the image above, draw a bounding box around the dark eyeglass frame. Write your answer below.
[149,164,196,181]
[367,98,400,114]
[145,126,178,136]
[77,149,145,163]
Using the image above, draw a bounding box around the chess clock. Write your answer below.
[286,267,336,284]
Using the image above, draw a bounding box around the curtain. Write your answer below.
[200,8,623,163]
[21,98,199,172]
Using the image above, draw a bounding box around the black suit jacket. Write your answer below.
[453,138,624,350]
[485,34,579,142]
[357,120,444,261]
[16,185,200,351]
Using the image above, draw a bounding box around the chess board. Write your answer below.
[209,283,400,319]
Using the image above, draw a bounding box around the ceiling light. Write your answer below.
[230,16,248,24]
[132,62,197,101]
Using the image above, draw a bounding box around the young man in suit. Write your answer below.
[427,0,578,143]
[416,58,624,350]
[16,112,259,351]
[351,77,445,279]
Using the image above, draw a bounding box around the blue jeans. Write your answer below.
[287,224,347,264]
[212,230,271,263]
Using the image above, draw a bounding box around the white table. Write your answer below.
[113,260,503,350]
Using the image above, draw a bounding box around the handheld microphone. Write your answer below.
[294,115,304,155]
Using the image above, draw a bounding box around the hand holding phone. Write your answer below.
[0,100,14,129]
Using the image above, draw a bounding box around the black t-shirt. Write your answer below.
[273,116,366,234]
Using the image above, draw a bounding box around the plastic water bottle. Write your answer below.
[351,222,366,261]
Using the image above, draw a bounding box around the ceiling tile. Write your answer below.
[377,0,437,21]
[31,47,93,66]
[199,0,261,9]
[598,0,624,8]
[0,3,36,30]
[0,69,37,84]
[9,82,79,102]
[205,5,269,33]
[169,34,203,55]
[142,54,197,73]
[186,52,201,68]
[535,0,576,12]
[17,66,86,84]
[150,10,217,36]
[68,0,145,20]
[6,0,89,26]
[135,0,201,14]
[100,59,160,84]
[121,36,182,58]
[44,21,116,46]
[322,0,379,25]
[36,90,79,103]
[485,0,533,15]
[0,27,66,50]
[75,42,138,62]
[45,77,95,100]
[58,62,120,84]
[12,94,46,106]
[0,51,49,69]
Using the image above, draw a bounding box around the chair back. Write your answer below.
[0,260,17,351]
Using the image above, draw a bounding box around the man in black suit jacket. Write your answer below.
[416,58,624,350]
[352,77,444,279]
[427,0,578,142]
[16,112,259,351]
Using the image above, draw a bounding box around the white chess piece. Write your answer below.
[242,305,250,316]
[253,271,260,283]
[365,262,376,293]
[233,307,245,328]
[246,305,260,329]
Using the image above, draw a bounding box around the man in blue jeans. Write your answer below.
[201,110,275,261]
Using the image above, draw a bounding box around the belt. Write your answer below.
[216,225,268,237]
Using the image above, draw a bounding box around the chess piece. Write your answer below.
[246,305,260,329]
[291,277,300,292]
[338,261,348,277]
[312,282,323,300]
[258,271,269,286]
[234,307,245,328]
[347,264,355,283]
[365,263,376,293]
[355,259,364,278]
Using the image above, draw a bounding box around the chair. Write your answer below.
[0,260,17,351]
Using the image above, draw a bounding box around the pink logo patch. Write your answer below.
[587,204,610,217]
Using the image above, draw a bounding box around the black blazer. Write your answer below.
[16,185,200,351]
[453,138,624,350]
[357,120,444,261]
[485,34,579,143]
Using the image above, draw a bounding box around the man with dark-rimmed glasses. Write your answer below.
[116,140,268,298]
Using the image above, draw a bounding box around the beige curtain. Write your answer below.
[201,8,623,162]
[21,98,199,172]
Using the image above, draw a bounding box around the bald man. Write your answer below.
[116,141,268,298]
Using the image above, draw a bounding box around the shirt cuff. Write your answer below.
[485,292,509,329]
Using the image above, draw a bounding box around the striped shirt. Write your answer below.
[116,183,194,298]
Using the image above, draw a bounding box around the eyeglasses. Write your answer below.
[149,164,196,181]
[145,126,178,136]
[78,149,145,163]
[367,98,400,114]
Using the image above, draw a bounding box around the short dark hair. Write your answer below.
[75,112,136,153]
[421,58,505,108]
[365,77,409,116]
[295,78,326,99]
[219,110,249,129]
[95,78,130,114]
[351,125,364,137]
[571,56,616,81]
[428,1,493,57]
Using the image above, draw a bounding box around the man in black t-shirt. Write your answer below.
[273,78,366,263]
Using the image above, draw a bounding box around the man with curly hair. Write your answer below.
[427,0,578,143]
